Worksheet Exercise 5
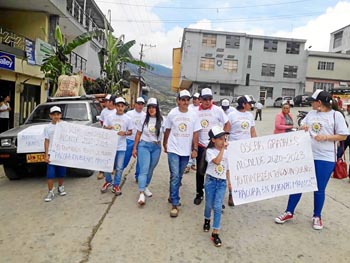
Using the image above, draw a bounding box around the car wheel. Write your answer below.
[3,165,21,180]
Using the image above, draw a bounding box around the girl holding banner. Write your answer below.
[275,90,348,230]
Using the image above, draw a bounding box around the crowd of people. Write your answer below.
[42,88,349,247]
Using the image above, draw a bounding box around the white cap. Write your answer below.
[179,90,191,98]
[115,97,126,104]
[311,89,323,100]
[50,106,61,113]
[136,97,145,104]
[201,88,213,98]
[221,99,230,107]
[147,98,158,106]
[208,125,229,139]
[192,92,200,98]
[105,94,111,100]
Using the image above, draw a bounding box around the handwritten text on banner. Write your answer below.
[17,124,47,153]
[227,131,317,205]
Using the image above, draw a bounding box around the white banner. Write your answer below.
[50,122,118,172]
[17,124,47,153]
[228,131,317,205]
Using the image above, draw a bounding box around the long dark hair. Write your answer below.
[142,104,163,138]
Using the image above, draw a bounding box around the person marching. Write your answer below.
[275,90,348,230]
[274,102,295,134]
[132,98,163,205]
[221,99,235,115]
[163,90,201,217]
[43,106,67,202]
[202,126,230,247]
[100,97,133,196]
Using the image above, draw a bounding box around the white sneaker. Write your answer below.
[138,193,145,205]
[58,185,66,196]
[144,187,153,197]
[312,217,323,230]
[44,190,55,202]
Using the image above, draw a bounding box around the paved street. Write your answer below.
[1,106,350,263]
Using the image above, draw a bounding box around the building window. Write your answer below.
[247,55,251,68]
[249,38,253,50]
[223,59,238,72]
[313,82,334,92]
[226,35,240,48]
[261,63,275,77]
[286,42,300,54]
[317,61,334,71]
[264,39,278,52]
[260,86,273,98]
[202,34,216,48]
[333,31,343,48]
[283,65,298,78]
[282,88,295,97]
[200,57,215,71]
[219,84,234,96]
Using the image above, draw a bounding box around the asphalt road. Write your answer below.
[0,106,350,263]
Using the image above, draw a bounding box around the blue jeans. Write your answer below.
[204,175,227,230]
[137,141,161,191]
[286,160,335,218]
[105,151,126,187]
[124,139,140,179]
[168,152,189,206]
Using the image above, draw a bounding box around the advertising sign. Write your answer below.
[25,38,36,65]
[0,51,15,71]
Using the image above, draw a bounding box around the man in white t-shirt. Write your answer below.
[221,98,235,115]
[163,90,201,217]
[255,101,263,121]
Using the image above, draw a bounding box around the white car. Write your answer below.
[273,96,294,107]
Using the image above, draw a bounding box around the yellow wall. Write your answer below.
[0,9,48,41]
[307,56,350,81]
[172,48,181,92]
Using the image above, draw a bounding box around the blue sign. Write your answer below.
[0,51,15,71]
[25,39,35,65]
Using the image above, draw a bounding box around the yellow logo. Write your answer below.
[201,119,209,128]
[114,124,121,131]
[241,121,249,130]
[149,126,156,133]
[312,122,322,133]
[178,123,187,132]
[215,164,225,175]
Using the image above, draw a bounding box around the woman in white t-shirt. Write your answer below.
[275,90,349,230]
[0,95,11,133]
[132,98,164,205]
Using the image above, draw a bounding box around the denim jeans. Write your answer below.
[105,151,126,187]
[137,140,161,192]
[204,175,227,230]
[124,139,140,179]
[168,152,189,206]
[286,160,335,217]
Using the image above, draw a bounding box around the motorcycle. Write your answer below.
[297,110,308,126]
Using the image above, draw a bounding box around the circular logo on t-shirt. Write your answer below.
[240,121,249,130]
[311,122,322,133]
[201,119,209,128]
[114,124,121,131]
[215,164,225,176]
[149,126,156,133]
[178,123,187,132]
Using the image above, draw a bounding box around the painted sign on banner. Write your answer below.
[17,124,47,153]
[0,51,15,71]
[25,38,35,65]
[227,131,317,205]
[50,122,118,172]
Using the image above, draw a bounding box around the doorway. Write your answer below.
[20,84,41,124]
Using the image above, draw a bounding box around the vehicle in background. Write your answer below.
[273,96,294,107]
[294,95,312,107]
[0,96,102,180]
[297,110,308,126]
[329,87,350,110]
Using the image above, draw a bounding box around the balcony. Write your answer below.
[68,51,87,74]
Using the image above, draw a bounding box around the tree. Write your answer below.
[40,25,99,95]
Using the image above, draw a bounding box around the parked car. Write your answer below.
[294,95,312,107]
[273,96,294,107]
[0,95,102,180]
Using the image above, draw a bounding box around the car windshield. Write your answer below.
[26,103,89,123]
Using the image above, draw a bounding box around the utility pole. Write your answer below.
[138,43,156,97]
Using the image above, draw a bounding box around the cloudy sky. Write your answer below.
[95,0,350,68]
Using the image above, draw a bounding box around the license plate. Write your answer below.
[26,153,45,163]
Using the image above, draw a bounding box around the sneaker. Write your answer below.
[228,193,235,207]
[97,172,104,180]
[275,212,293,224]
[184,167,190,174]
[138,193,145,205]
[58,185,66,196]
[112,185,122,196]
[170,206,179,217]
[211,233,222,247]
[100,182,111,193]
[191,165,197,171]
[312,217,323,230]
[193,194,203,205]
[203,219,210,232]
[44,190,55,202]
[144,187,153,197]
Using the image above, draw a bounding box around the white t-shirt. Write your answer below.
[104,114,133,151]
[126,109,146,141]
[99,108,116,124]
[195,105,228,147]
[223,106,236,116]
[256,102,263,110]
[228,110,255,141]
[165,107,201,156]
[205,148,229,180]
[0,102,10,118]
[44,121,61,155]
[137,116,164,143]
[189,104,199,111]
[302,110,349,162]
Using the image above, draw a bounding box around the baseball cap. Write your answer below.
[115,97,126,104]
[179,90,191,99]
[309,89,332,103]
[221,99,230,107]
[104,94,111,101]
[136,97,145,104]
[192,92,200,99]
[201,88,213,98]
[237,95,255,105]
[50,106,61,114]
[208,126,229,139]
[147,98,158,106]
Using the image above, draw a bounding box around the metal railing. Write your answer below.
[68,51,87,73]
